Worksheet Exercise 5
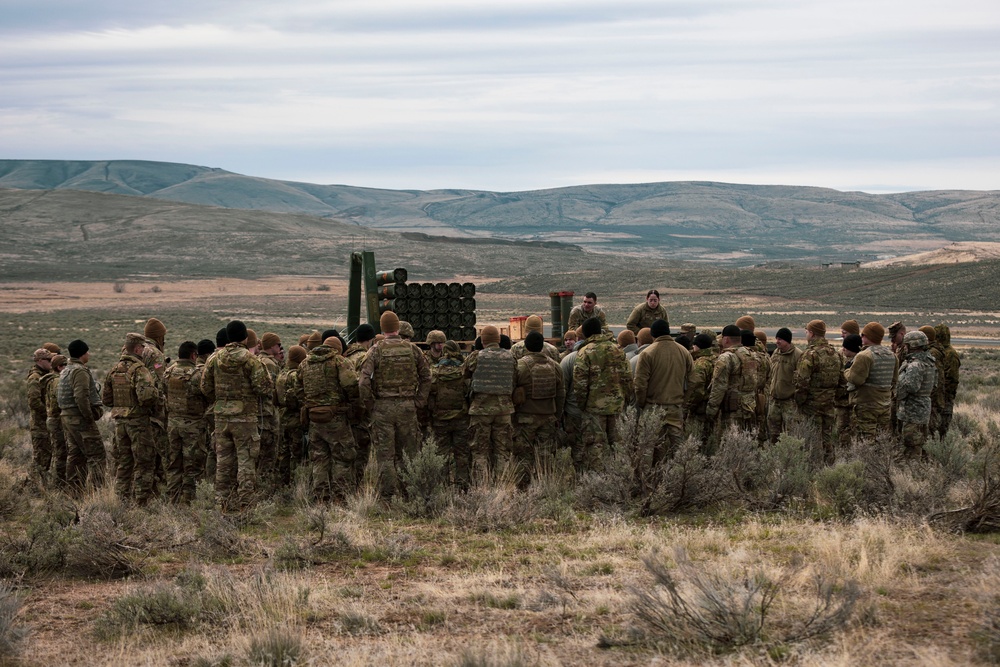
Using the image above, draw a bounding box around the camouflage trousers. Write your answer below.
[802,404,837,464]
[46,416,67,488]
[900,421,929,459]
[205,413,217,481]
[561,408,584,471]
[152,416,168,490]
[28,420,52,487]
[686,412,717,456]
[61,413,106,494]
[513,412,559,486]
[308,413,357,502]
[938,395,955,439]
[255,425,280,496]
[432,416,470,490]
[854,404,891,442]
[278,415,304,487]
[469,413,513,479]
[579,410,621,473]
[836,405,854,450]
[167,416,208,503]
[214,419,260,511]
[371,399,421,499]
[766,398,799,445]
[351,418,372,487]
[113,416,157,505]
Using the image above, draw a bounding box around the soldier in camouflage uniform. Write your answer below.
[298,337,359,502]
[685,333,718,453]
[139,318,170,491]
[164,341,209,503]
[836,334,863,449]
[935,324,961,438]
[794,320,844,463]
[256,332,284,493]
[59,340,106,494]
[573,317,632,471]
[275,345,307,486]
[567,292,609,333]
[25,348,54,486]
[845,322,898,442]
[201,320,274,511]
[358,312,431,499]
[103,333,160,505]
[626,290,669,334]
[424,330,446,366]
[767,328,803,445]
[344,323,377,483]
[511,316,561,362]
[633,320,692,469]
[465,325,518,478]
[512,331,565,484]
[429,340,471,489]
[560,330,579,359]
[746,329,772,440]
[897,331,937,459]
[918,325,947,436]
[198,338,218,481]
[41,355,68,488]
[560,338,585,470]
[705,325,758,436]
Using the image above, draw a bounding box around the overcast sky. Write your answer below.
[2,0,998,193]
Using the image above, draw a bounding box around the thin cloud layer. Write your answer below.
[2,0,998,192]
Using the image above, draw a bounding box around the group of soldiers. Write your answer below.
[22,294,961,511]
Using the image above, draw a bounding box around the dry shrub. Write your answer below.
[247,625,306,666]
[65,508,146,578]
[0,460,27,521]
[456,641,536,667]
[615,547,859,657]
[196,509,251,557]
[974,557,1000,663]
[929,430,1000,533]
[0,503,74,577]
[525,448,576,523]
[395,443,453,518]
[444,461,538,532]
[0,582,28,658]
[95,581,201,639]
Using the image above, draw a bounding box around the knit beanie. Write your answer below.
[380,311,400,334]
[197,339,216,356]
[581,317,602,339]
[841,319,860,336]
[775,327,793,344]
[261,332,281,350]
[500,334,512,350]
[144,317,167,341]
[741,330,756,347]
[298,333,310,346]
[806,319,826,337]
[650,319,671,339]
[323,337,344,354]
[754,330,767,346]
[287,345,307,367]
[481,325,500,346]
[68,339,89,358]
[862,322,885,344]
[51,354,67,368]
[245,329,258,349]
[693,333,713,350]
[919,325,937,343]
[736,315,756,331]
[225,320,248,344]
[525,315,543,333]
[637,327,654,346]
[442,340,463,359]
[617,330,636,347]
[355,324,376,343]
[722,324,741,338]
[843,334,863,354]
[306,331,322,350]
[525,331,544,353]
[217,327,230,348]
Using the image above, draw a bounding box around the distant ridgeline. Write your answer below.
[2,159,1000,263]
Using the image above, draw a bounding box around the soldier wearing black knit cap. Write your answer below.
[767,327,802,445]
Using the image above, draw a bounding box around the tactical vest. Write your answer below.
[910,353,936,398]
[214,348,252,402]
[166,363,206,417]
[300,358,343,408]
[108,359,137,417]
[432,364,467,413]
[524,356,558,401]
[275,368,298,409]
[472,347,515,396]
[58,363,100,412]
[374,340,418,398]
[867,345,896,390]
[810,343,842,389]
[734,348,759,394]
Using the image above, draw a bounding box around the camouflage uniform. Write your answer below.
[25,363,52,485]
[897,334,937,459]
[358,337,431,498]
[429,355,471,489]
[767,345,803,445]
[103,350,160,504]
[573,332,632,471]
[835,350,856,449]
[344,342,373,484]
[132,335,169,491]
[924,335,946,436]
[750,345,772,440]
[794,338,844,463]
[625,303,669,334]
[567,305,608,332]
[201,343,273,510]
[845,344,898,442]
[256,350,283,493]
[465,346,517,477]
[560,349,584,469]
[298,344,359,501]
[685,346,718,453]
[513,351,565,483]
[935,325,961,438]
[58,358,106,493]
[41,370,68,488]
[164,358,209,503]
[705,347,758,435]
[511,339,561,363]
[275,362,305,486]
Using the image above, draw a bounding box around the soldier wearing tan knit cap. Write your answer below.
[465,324,517,478]
[358,308,430,498]
[144,317,167,351]
[245,329,259,354]
[795,319,843,463]
[511,317,559,363]
[254,330,282,493]
[845,321,897,442]
[841,320,860,338]
[736,315,756,332]
[306,331,322,350]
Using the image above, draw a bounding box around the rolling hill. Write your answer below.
[3,159,999,264]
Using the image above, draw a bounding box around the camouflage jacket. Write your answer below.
[40,370,61,419]
[567,305,609,333]
[429,358,469,421]
[25,365,48,425]
[297,345,359,410]
[358,337,430,407]
[897,350,937,424]
[163,359,207,419]
[935,325,961,400]
[57,359,102,422]
[258,351,282,420]
[633,336,692,415]
[343,343,369,373]
[201,343,274,423]
[464,346,516,416]
[685,347,717,415]
[927,343,946,406]
[845,345,898,411]
[770,345,803,401]
[102,352,159,419]
[794,338,844,411]
[706,346,759,419]
[511,340,561,363]
[573,333,632,415]
[514,352,565,416]
[625,303,669,334]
